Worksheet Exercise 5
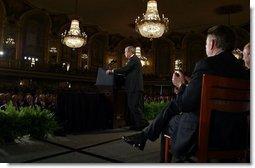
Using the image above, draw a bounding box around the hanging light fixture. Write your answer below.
[135,0,169,40]
[136,47,149,66]
[61,0,87,49]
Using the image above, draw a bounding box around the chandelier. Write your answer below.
[61,0,87,49]
[135,0,169,40]
[136,47,149,66]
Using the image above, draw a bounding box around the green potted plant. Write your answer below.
[144,101,168,120]
[0,101,59,144]
[0,102,22,143]
[19,105,59,139]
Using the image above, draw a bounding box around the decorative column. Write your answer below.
[44,27,50,63]
[77,48,82,69]
[15,21,22,60]
[0,18,6,51]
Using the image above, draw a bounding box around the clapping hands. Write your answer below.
[172,71,186,88]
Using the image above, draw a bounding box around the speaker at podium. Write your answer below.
[95,67,127,128]
[95,68,113,86]
[95,67,125,90]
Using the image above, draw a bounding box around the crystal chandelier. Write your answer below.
[61,0,87,49]
[61,19,87,48]
[135,0,169,40]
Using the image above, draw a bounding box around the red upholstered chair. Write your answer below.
[162,74,250,163]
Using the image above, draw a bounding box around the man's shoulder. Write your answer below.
[195,52,228,69]
[131,55,140,61]
[195,58,210,69]
[130,55,142,66]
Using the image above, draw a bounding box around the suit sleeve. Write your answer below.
[174,60,212,113]
[114,58,137,75]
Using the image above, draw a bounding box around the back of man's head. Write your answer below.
[207,25,236,52]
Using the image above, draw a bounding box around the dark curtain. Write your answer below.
[56,91,113,133]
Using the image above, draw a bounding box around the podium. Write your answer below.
[95,68,127,128]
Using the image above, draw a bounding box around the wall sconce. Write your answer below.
[67,63,70,71]
[62,62,70,71]
[136,46,149,67]
[174,59,183,71]
[24,56,39,67]
[67,82,71,88]
[81,54,89,70]
[5,37,15,47]
[81,53,88,59]
[49,47,58,53]
[0,51,4,56]
[232,48,242,59]
[19,81,23,86]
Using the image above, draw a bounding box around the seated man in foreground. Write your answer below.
[122,25,249,162]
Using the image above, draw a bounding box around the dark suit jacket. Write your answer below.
[174,51,248,114]
[169,51,249,157]
[114,55,143,93]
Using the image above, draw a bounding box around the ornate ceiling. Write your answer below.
[24,0,250,36]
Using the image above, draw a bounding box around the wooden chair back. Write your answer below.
[197,74,250,162]
[162,74,250,162]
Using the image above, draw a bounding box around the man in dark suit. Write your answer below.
[106,46,149,130]
[122,25,249,161]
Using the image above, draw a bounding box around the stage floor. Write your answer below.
[0,125,161,163]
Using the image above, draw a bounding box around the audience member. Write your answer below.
[122,25,248,162]
[243,43,250,69]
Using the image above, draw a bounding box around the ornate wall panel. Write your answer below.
[153,38,175,77]
[88,32,108,70]
[182,32,205,75]
[19,9,51,63]
[0,0,6,52]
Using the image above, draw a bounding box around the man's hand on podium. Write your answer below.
[106,69,114,75]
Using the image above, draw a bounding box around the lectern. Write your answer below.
[95,68,127,128]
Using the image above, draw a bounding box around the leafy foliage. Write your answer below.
[0,101,59,144]
[144,101,168,120]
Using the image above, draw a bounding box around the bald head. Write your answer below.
[243,43,250,69]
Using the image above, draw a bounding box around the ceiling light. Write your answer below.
[61,0,87,48]
[135,0,169,40]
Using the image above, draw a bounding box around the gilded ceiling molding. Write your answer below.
[88,32,109,68]
[181,32,206,75]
